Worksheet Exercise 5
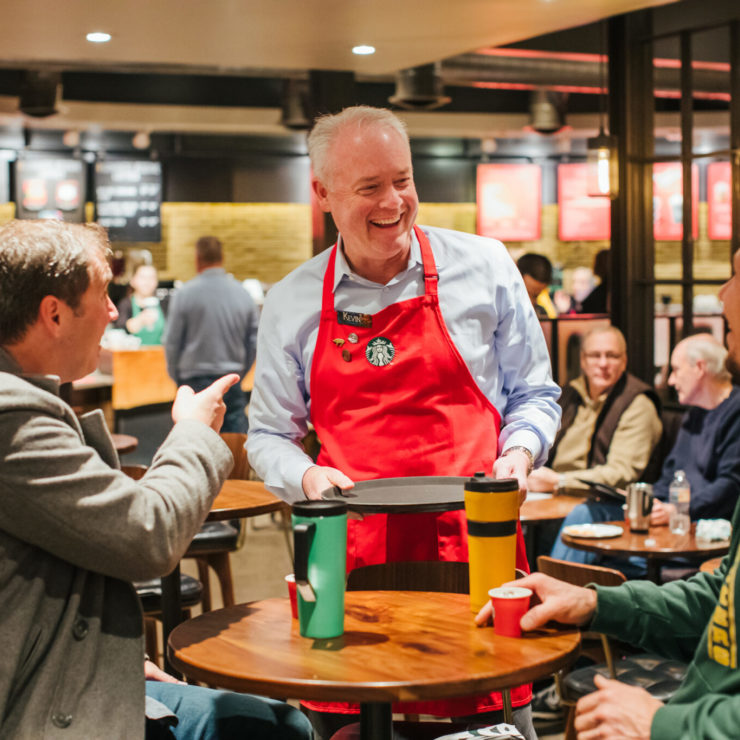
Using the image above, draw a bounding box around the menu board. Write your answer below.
[95,160,162,242]
[707,161,731,240]
[477,163,541,241]
[14,158,86,222]
[653,162,699,241]
[558,163,611,241]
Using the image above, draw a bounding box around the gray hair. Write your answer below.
[0,219,110,345]
[581,325,627,355]
[307,106,410,184]
[677,334,731,381]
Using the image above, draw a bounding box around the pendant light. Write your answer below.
[587,23,618,198]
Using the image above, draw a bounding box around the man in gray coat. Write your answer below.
[0,219,311,739]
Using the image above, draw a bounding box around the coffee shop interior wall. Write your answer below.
[0,143,730,297]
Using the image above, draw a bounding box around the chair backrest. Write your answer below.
[220,433,250,480]
[121,463,148,481]
[346,560,470,594]
[537,555,626,589]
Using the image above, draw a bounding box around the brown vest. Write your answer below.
[548,372,661,468]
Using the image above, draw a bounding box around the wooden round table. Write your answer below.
[561,521,731,582]
[520,493,587,567]
[208,479,289,521]
[520,493,586,523]
[111,432,138,455]
[168,590,580,740]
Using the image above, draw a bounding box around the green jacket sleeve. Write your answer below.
[591,566,726,662]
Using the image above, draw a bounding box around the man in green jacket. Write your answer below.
[477,252,740,739]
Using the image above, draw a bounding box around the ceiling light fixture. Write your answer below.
[86,31,111,43]
[352,45,375,56]
[132,131,151,150]
[586,22,617,199]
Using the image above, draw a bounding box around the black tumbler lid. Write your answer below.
[465,472,519,493]
[292,499,348,517]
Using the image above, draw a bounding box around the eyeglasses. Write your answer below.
[583,351,624,363]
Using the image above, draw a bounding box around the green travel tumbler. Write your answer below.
[292,499,348,639]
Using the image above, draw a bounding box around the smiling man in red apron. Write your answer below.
[247,106,561,739]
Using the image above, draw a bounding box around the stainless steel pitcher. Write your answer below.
[626,482,654,533]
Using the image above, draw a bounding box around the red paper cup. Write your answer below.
[489,586,532,638]
[285,574,298,619]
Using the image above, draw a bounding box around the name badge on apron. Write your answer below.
[336,310,372,328]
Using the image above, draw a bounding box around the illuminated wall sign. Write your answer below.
[707,161,731,241]
[95,160,162,242]
[15,158,86,222]
[653,162,699,241]
[476,163,541,241]
[558,163,611,241]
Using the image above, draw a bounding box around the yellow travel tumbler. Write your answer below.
[464,473,519,613]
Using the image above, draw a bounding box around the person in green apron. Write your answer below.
[115,264,166,345]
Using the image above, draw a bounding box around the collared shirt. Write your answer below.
[247,225,561,501]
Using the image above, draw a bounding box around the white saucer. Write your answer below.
[562,523,624,539]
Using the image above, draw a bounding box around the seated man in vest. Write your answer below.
[550,333,740,572]
[527,325,662,501]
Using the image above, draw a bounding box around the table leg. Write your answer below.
[647,560,662,584]
[161,563,183,678]
[502,689,513,725]
[359,702,393,740]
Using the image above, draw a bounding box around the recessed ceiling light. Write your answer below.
[352,45,375,56]
[86,31,112,43]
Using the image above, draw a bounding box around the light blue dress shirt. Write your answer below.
[247,225,561,501]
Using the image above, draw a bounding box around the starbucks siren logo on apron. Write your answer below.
[365,337,395,366]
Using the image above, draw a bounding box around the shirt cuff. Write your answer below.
[501,430,542,466]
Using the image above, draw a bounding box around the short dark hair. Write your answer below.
[516,253,552,284]
[0,219,110,344]
[196,236,223,265]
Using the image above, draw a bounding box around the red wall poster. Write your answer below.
[707,161,731,241]
[557,163,611,241]
[476,163,541,241]
[653,162,699,241]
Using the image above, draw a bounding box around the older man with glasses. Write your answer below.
[527,325,663,502]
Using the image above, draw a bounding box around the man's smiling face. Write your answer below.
[312,123,419,276]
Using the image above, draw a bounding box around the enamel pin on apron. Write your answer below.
[365,337,395,366]
[332,338,345,347]
[342,349,352,362]
[347,333,359,344]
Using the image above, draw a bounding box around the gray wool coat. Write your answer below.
[0,348,232,738]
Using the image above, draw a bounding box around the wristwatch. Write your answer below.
[503,446,534,475]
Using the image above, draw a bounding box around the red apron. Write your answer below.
[306,226,530,716]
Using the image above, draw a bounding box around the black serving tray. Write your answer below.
[321,476,468,514]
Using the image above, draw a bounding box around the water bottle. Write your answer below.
[669,469,691,535]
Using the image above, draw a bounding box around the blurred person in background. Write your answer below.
[516,253,557,318]
[115,263,167,345]
[165,236,259,433]
[579,248,610,314]
[528,325,662,499]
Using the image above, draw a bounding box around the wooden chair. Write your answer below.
[346,560,469,594]
[183,432,249,612]
[121,464,204,663]
[537,555,688,740]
